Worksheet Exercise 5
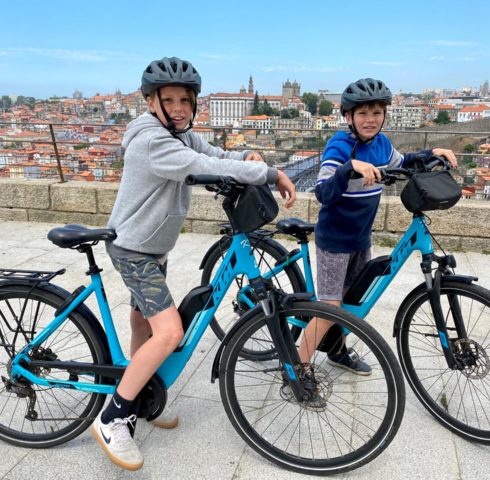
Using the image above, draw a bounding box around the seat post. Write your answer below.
[78,244,102,275]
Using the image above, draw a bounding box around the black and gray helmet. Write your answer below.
[340,78,392,115]
[141,57,202,98]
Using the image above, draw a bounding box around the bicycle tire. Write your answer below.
[397,279,490,444]
[219,300,405,475]
[201,234,306,359]
[0,283,108,448]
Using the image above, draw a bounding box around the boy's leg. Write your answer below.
[130,307,152,356]
[92,254,182,470]
[128,307,179,429]
[298,299,340,363]
[298,248,347,363]
[326,249,372,375]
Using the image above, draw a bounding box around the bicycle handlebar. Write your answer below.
[348,155,453,185]
[185,174,236,186]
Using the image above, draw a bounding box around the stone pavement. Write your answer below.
[0,220,489,480]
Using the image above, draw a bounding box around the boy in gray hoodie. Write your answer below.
[91,56,296,470]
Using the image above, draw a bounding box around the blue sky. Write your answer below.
[1,0,488,99]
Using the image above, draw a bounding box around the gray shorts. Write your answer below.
[316,247,371,301]
[108,247,174,319]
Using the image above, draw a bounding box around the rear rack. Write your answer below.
[0,268,66,283]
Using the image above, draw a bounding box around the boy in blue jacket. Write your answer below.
[298,78,456,374]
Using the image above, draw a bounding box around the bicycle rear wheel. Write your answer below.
[201,234,306,359]
[219,301,405,475]
[0,284,108,448]
[397,279,490,444]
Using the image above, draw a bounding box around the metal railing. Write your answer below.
[0,121,489,194]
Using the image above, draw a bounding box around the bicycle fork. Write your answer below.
[422,253,468,370]
[252,278,317,404]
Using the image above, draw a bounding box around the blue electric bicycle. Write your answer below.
[0,175,405,475]
[201,157,490,444]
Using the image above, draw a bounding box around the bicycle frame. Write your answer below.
[341,215,434,319]
[10,233,266,394]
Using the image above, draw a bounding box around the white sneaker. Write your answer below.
[149,406,179,429]
[91,412,143,471]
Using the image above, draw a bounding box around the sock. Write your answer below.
[127,396,141,437]
[101,391,133,424]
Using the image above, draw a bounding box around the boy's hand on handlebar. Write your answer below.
[432,148,458,168]
[245,151,264,162]
[351,159,382,186]
[276,170,296,209]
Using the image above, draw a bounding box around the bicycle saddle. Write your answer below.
[276,218,315,236]
[47,224,116,248]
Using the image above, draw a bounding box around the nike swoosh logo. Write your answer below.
[100,429,112,445]
[113,399,121,408]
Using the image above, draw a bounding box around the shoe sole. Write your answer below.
[91,424,144,471]
[326,358,373,376]
[150,415,179,429]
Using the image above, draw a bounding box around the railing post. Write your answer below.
[49,124,65,182]
[423,131,428,149]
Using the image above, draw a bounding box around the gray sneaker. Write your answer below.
[327,348,372,376]
[149,406,179,429]
[92,412,143,471]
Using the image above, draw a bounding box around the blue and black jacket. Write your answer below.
[315,131,432,253]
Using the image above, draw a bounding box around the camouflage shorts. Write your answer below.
[109,252,174,319]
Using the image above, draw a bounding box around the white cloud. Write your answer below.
[429,56,445,61]
[0,48,133,62]
[263,65,341,73]
[431,40,477,47]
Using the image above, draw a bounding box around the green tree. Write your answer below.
[434,110,450,124]
[301,92,319,114]
[318,100,333,116]
[252,91,260,115]
[261,99,273,116]
[0,96,12,111]
[463,144,474,153]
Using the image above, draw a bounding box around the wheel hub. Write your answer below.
[280,363,333,411]
[454,338,489,379]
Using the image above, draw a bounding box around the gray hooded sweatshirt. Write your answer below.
[108,112,278,255]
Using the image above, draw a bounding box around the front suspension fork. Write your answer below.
[252,278,313,402]
[422,254,467,370]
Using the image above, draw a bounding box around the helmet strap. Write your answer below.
[150,90,196,140]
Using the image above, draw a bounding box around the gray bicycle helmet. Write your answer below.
[141,57,202,98]
[340,78,392,115]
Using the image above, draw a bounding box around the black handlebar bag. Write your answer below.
[400,170,462,213]
[230,184,279,233]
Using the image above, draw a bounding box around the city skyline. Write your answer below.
[1,0,489,99]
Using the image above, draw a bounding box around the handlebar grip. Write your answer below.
[185,174,231,186]
[349,170,363,179]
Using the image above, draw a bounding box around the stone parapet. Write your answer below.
[0,179,489,252]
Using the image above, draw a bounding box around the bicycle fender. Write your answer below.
[392,275,478,337]
[0,281,111,362]
[199,236,231,270]
[210,304,263,382]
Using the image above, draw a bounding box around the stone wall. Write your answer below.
[1,179,489,252]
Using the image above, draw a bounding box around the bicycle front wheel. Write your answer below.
[219,301,405,475]
[397,279,490,444]
[0,284,108,448]
[201,234,306,359]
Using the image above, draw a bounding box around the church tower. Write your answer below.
[248,75,254,94]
